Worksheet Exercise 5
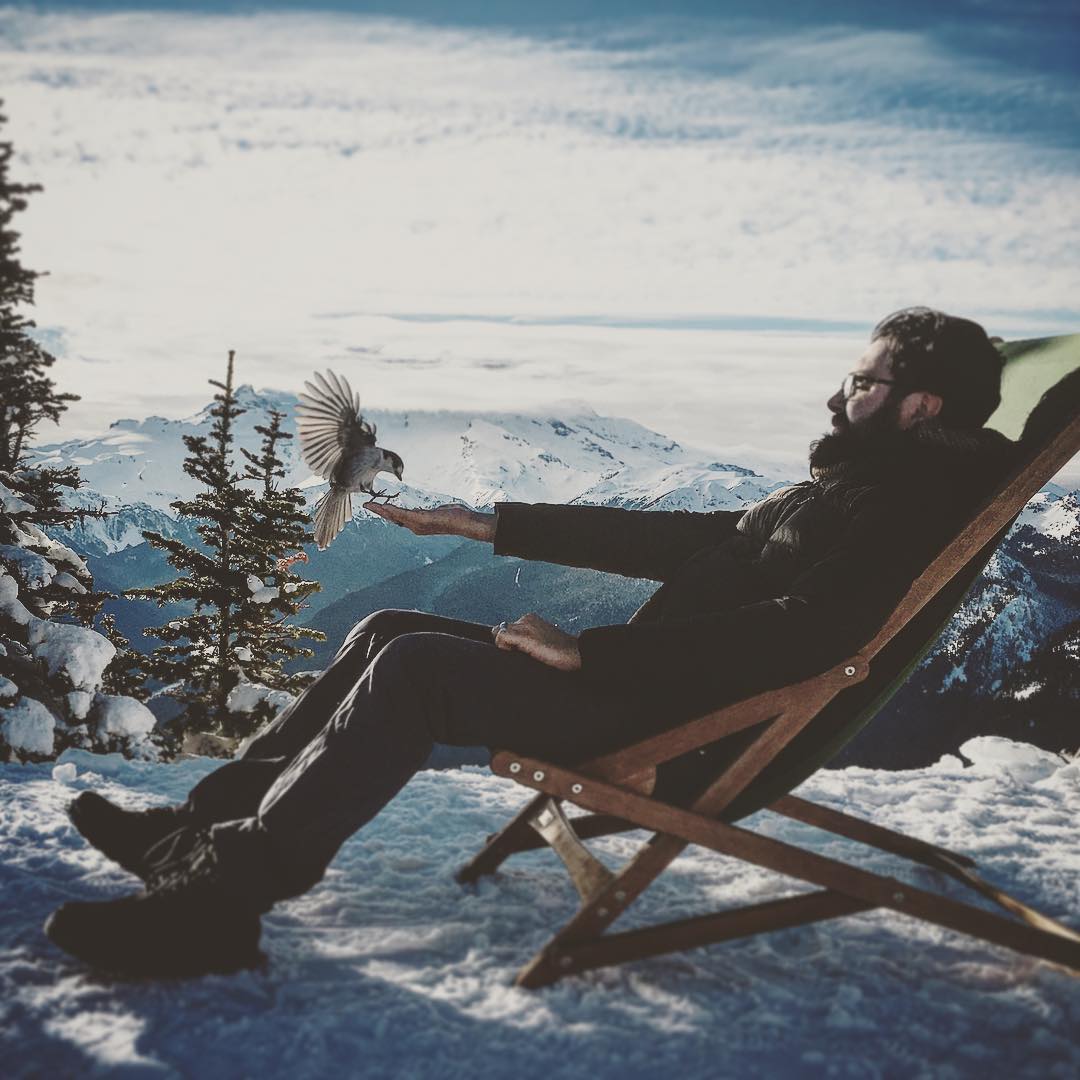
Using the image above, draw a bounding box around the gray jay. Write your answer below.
[297,370,404,550]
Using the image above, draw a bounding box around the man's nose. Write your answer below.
[827,387,845,414]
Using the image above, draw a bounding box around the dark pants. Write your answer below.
[183,609,653,901]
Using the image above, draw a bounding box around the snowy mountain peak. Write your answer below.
[1015,490,1080,542]
[34,393,787,550]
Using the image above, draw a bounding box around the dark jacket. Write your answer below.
[493,422,1015,722]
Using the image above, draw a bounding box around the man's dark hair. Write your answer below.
[870,307,1004,429]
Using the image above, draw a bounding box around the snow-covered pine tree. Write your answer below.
[232,408,325,721]
[1,101,156,761]
[129,351,257,735]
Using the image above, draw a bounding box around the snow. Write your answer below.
[66,691,93,721]
[0,480,33,515]
[0,543,56,590]
[1,743,1077,1077]
[246,574,280,604]
[14,522,89,576]
[1012,681,1045,702]
[0,676,17,700]
[51,572,87,594]
[52,762,78,783]
[26,620,115,693]
[92,695,157,739]
[0,696,57,757]
[960,736,1068,786]
[0,571,32,626]
[1014,491,1079,541]
[226,682,295,715]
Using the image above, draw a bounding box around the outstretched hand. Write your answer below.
[364,500,496,542]
[493,613,581,672]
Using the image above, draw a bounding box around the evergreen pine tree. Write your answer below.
[235,408,324,703]
[0,98,106,625]
[0,101,78,473]
[129,351,257,733]
[1,101,154,761]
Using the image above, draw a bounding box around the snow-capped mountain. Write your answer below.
[34,387,783,549]
[53,498,193,560]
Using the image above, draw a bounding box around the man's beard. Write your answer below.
[809,399,903,474]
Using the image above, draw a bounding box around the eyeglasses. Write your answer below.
[841,373,899,400]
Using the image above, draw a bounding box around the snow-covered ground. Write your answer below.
[2,739,1078,1078]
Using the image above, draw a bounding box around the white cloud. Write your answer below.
[0,7,1076,481]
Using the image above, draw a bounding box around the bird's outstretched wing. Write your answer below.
[296,370,376,479]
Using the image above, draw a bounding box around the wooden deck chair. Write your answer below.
[456,334,1080,988]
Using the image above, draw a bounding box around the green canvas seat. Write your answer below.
[457,334,1080,988]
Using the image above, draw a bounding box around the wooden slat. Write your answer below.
[540,890,874,982]
[769,795,976,869]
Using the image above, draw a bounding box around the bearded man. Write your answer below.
[47,306,1014,976]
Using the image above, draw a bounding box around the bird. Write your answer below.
[296,370,404,550]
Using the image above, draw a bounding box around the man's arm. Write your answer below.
[492,502,743,582]
[366,499,743,582]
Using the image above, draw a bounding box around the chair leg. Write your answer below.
[455,792,550,884]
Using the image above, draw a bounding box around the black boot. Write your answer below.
[44,827,269,977]
[68,791,188,881]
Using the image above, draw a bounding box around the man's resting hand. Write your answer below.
[364,500,496,542]
[493,613,582,672]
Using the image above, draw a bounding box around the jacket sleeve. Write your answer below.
[492,501,744,583]
[575,496,939,706]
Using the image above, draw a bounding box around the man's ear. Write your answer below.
[898,391,944,429]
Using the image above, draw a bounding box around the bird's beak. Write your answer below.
[394,465,404,480]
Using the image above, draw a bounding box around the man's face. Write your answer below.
[826,337,901,435]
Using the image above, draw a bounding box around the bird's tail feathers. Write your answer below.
[314,486,352,550]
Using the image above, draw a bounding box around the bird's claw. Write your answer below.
[367,489,400,502]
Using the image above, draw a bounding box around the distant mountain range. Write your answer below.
[37,388,1078,767]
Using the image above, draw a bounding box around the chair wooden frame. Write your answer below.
[457,405,1080,989]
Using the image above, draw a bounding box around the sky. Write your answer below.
[2,0,1079,481]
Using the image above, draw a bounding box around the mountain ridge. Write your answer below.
[35,393,1079,768]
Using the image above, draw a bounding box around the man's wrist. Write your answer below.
[466,510,496,543]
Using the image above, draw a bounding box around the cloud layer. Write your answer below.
[1,5,1077,479]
